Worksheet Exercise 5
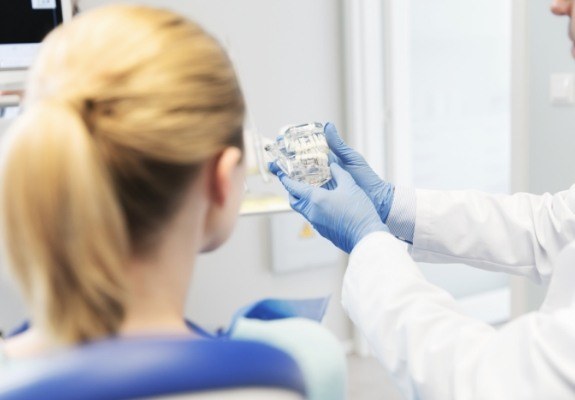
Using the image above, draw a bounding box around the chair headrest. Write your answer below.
[0,337,306,400]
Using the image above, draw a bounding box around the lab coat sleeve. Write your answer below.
[386,186,417,243]
[411,188,575,283]
[342,232,575,400]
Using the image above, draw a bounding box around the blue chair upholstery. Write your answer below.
[0,337,307,400]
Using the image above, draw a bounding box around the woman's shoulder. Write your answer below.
[231,317,347,400]
[0,329,51,362]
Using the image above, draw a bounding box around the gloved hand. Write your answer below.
[324,123,395,223]
[273,162,387,254]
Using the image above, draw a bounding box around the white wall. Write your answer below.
[529,0,575,194]
[524,0,575,310]
[0,0,352,341]
[82,0,346,138]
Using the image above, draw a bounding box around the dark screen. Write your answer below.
[0,1,64,44]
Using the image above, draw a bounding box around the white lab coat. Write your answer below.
[341,188,575,400]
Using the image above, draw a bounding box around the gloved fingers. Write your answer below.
[324,122,346,152]
[268,161,282,175]
[324,122,367,166]
[288,193,311,216]
[287,193,301,211]
[278,171,313,200]
[321,176,338,191]
[329,163,356,188]
[324,122,361,164]
[327,150,341,166]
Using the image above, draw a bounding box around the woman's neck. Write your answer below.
[122,240,199,335]
[121,253,194,336]
[122,184,207,336]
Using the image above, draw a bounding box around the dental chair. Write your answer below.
[0,298,346,400]
[0,337,307,399]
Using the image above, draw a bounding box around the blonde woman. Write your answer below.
[0,5,344,398]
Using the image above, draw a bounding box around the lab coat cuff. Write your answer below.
[386,186,416,244]
[349,231,413,270]
[351,231,394,257]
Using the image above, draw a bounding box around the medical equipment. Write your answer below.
[0,338,307,400]
[0,0,73,70]
[0,1,73,118]
[1,298,346,399]
[265,122,331,187]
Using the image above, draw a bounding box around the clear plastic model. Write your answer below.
[265,122,332,186]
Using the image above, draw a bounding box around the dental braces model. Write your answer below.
[265,122,332,186]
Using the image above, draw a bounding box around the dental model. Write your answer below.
[265,122,332,186]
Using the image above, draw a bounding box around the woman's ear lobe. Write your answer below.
[210,147,243,206]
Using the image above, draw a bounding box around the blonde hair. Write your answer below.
[0,5,244,344]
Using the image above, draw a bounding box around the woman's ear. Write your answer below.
[209,147,243,206]
[200,146,244,252]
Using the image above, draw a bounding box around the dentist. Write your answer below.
[272,0,575,398]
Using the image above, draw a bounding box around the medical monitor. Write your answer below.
[0,0,73,70]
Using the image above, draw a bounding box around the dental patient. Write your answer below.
[0,5,344,398]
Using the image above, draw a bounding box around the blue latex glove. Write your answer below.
[273,163,387,254]
[324,123,395,223]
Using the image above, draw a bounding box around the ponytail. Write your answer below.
[0,101,129,344]
[0,4,246,345]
